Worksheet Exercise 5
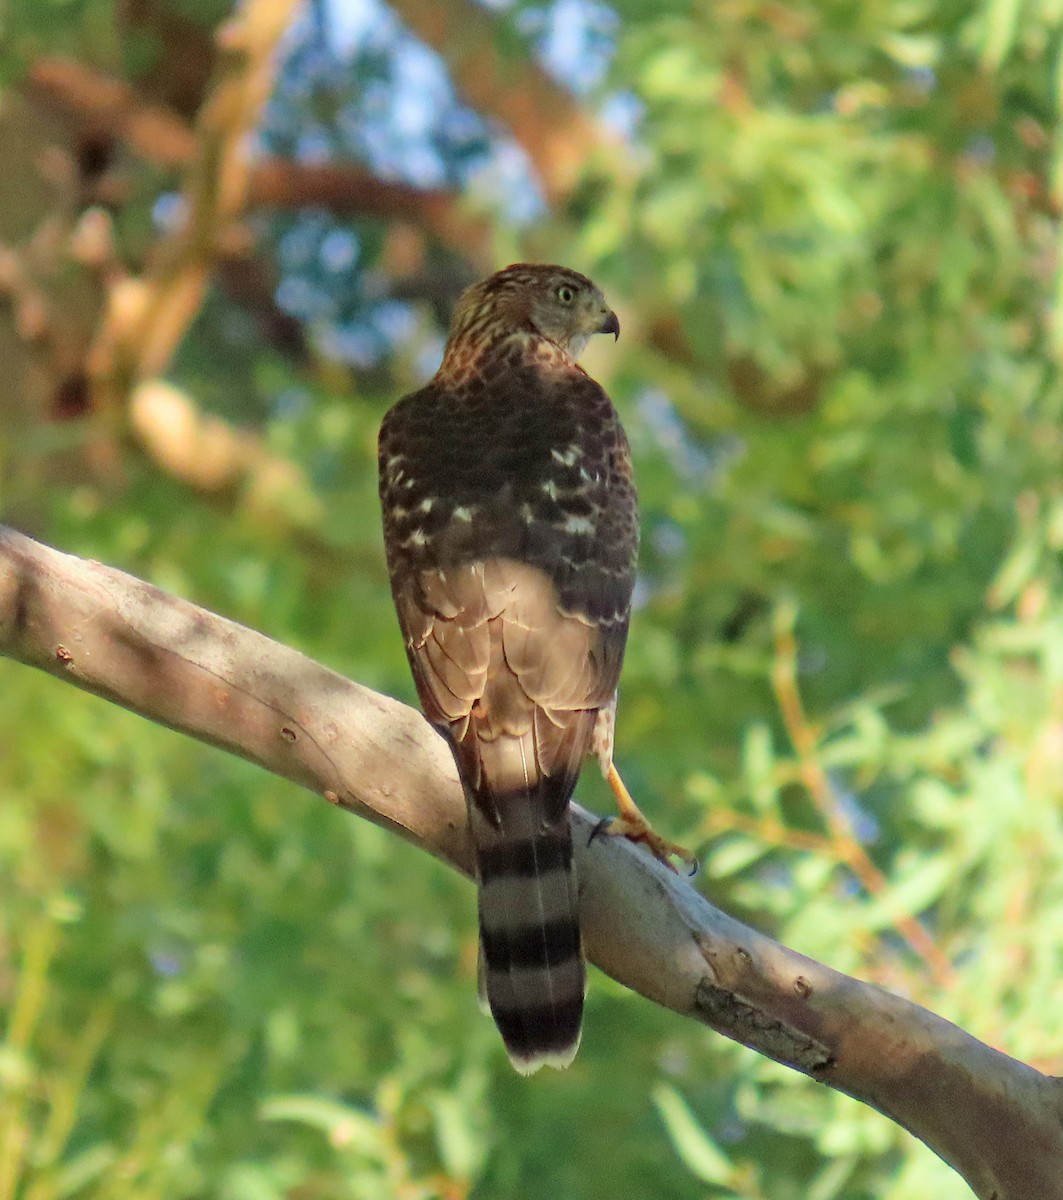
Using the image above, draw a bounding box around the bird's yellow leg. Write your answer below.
[604,763,698,875]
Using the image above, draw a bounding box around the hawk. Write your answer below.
[378,263,690,1074]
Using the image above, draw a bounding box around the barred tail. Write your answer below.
[471,795,585,1074]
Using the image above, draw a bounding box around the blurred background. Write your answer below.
[3,1,1063,1196]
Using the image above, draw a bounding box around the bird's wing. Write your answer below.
[379,368,638,816]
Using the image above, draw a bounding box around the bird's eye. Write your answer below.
[557,285,575,303]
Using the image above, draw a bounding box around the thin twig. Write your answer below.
[703,807,834,856]
[770,604,957,989]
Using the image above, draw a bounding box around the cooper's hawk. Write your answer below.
[379,263,689,1074]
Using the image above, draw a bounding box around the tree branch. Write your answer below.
[0,524,1059,1198]
[26,57,199,168]
[247,159,492,263]
[126,378,325,526]
[89,0,301,406]
[26,58,492,264]
[386,0,618,205]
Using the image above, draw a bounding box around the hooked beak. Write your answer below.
[597,309,620,341]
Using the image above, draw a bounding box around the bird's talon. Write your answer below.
[604,762,697,875]
[587,816,613,847]
[605,813,697,876]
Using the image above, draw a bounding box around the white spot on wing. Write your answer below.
[402,528,428,548]
[417,497,434,513]
[541,479,559,500]
[453,506,474,522]
[551,445,582,467]
[562,515,595,535]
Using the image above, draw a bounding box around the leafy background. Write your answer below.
[3,0,1063,1196]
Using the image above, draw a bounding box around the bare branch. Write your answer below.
[386,0,619,204]
[247,159,491,263]
[0,523,1060,1199]
[127,379,324,527]
[26,57,491,264]
[26,57,198,168]
[87,0,301,411]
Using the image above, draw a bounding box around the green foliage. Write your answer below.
[4,0,1063,1196]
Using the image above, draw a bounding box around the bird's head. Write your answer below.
[447,263,620,360]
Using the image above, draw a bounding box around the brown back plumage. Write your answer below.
[378,264,637,1072]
